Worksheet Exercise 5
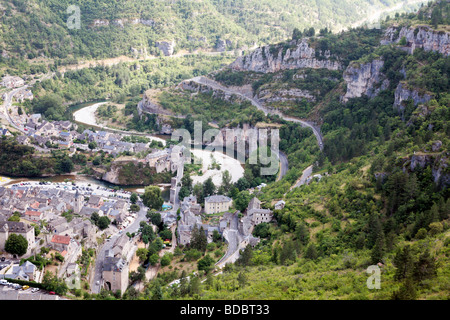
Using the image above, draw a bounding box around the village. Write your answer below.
[0,72,291,300]
[0,168,283,299]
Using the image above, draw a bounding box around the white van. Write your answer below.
[0,279,8,285]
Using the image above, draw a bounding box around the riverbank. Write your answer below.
[190,149,244,186]
[0,173,170,198]
[72,101,166,144]
[72,101,108,127]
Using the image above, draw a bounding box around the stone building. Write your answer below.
[0,221,35,256]
[204,195,232,214]
[102,250,129,295]
[246,197,273,225]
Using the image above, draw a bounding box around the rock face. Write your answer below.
[342,59,389,102]
[394,82,432,110]
[404,152,450,188]
[381,26,450,56]
[216,39,233,52]
[230,39,342,73]
[155,40,176,56]
[257,88,316,104]
[91,19,110,27]
[102,161,172,185]
[178,80,246,103]
[91,18,155,28]
[138,91,175,117]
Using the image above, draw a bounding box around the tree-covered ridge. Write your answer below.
[0,0,427,76]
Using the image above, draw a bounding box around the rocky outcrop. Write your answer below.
[91,18,155,28]
[91,19,109,27]
[102,160,173,185]
[216,39,233,52]
[381,26,450,56]
[342,59,389,102]
[155,40,176,56]
[138,91,175,117]
[404,152,450,188]
[257,88,316,104]
[394,82,432,110]
[177,80,248,104]
[229,38,342,73]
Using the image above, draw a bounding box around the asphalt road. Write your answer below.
[293,165,313,189]
[189,76,324,151]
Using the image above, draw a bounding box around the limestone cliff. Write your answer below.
[342,59,389,102]
[257,88,316,104]
[403,150,450,188]
[155,40,176,56]
[139,90,176,117]
[394,82,432,110]
[381,25,450,56]
[229,38,342,73]
[102,160,173,186]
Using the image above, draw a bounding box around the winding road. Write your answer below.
[183,76,324,181]
[186,76,324,150]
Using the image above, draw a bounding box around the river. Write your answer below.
[0,174,171,200]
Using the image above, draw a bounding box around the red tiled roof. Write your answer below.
[30,202,40,209]
[51,235,70,245]
[25,210,42,216]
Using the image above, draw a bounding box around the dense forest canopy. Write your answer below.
[0,0,427,76]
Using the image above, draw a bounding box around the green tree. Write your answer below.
[391,278,417,300]
[148,253,159,266]
[190,226,207,252]
[136,248,149,263]
[304,243,318,260]
[97,216,111,230]
[42,271,68,295]
[234,191,252,212]
[160,253,172,267]
[5,233,28,256]
[203,177,216,198]
[412,249,437,283]
[150,211,162,226]
[130,193,138,204]
[88,141,97,150]
[393,245,414,281]
[237,272,248,288]
[142,186,164,210]
[197,254,215,273]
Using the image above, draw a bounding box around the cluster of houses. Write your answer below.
[0,75,25,89]
[0,182,135,287]
[12,114,149,156]
[176,193,274,251]
[8,112,183,176]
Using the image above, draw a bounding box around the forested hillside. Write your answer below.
[120,1,449,301]
[0,0,427,76]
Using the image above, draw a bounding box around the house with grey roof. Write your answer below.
[3,261,37,281]
[102,251,128,295]
[204,195,232,214]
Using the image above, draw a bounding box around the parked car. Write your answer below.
[49,291,55,295]
[22,285,30,290]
